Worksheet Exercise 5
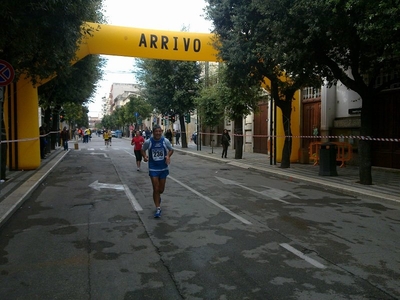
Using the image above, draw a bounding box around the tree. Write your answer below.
[205,0,321,166]
[196,83,225,131]
[196,64,261,159]
[124,95,153,131]
[217,64,264,159]
[249,0,400,184]
[0,0,104,84]
[136,59,202,148]
[38,55,105,140]
[0,0,104,179]
[63,102,90,129]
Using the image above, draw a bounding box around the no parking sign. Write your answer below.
[0,60,15,86]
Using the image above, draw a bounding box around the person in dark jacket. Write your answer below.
[175,130,180,145]
[221,129,231,158]
[60,126,69,151]
[165,129,173,142]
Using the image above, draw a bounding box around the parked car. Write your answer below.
[114,130,122,138]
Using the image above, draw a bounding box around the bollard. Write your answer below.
[319,142,338,176]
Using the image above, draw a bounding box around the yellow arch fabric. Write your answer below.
[10,23,219,170]
[76,22,219,62]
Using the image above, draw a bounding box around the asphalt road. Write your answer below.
[0,136,399,299]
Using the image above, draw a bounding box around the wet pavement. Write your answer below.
[0,138,399,299]
[0,140,399,228]
[173,143,400,204]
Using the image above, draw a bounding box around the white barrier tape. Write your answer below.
[0,130,62,144]
[1,132,398,143]
[194,132,400,142]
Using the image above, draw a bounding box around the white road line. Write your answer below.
[280,243,326,269]
[123,149,135,156]
[89,153,108,158]
[123,184,143,211]
[169,176,252,225]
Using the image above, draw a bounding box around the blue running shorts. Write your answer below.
[149,169,169,179]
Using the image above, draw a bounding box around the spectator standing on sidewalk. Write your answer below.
[221,129,231,158]
[141,125,174,218]
[131,130,145,171]
[60,126,69,151]
[39,126,47,159]
[165,129,173,143]
[74,128,79,142]
[175,130,180,145]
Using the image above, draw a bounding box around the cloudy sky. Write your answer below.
[89,0,213,117]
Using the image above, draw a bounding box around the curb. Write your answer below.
[0,150,69,228]
[175,148,400,204]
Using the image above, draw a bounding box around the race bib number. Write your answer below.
[151,148,164,161]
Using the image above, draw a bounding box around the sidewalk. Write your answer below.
[0,148,68,227]
[174,143,400,203]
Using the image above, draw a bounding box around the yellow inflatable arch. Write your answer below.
[7,22,218,170]
[7,22,299,170]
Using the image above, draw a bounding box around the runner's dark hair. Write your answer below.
[152,124,162,132]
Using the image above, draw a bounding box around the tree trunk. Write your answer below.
[179,115,188,148]
[234,116,243,159]
[358,93,373,185]
[275,93,293,168]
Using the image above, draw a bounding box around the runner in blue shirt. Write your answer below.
[141,125,174,218]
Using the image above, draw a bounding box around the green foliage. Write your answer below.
[206,0,400,180]
[196,64,262,127]
[62,102,88,127]
[252,0,400,91]
[196,84,224,128]
[101,114,116,130]
[135,59,202,116]
[38,55,105,110]
[0,0,105,85]
[205,0,323,165]
[124,96,153,125]
[2,0,105,130]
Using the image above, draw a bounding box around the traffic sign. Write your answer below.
[0,60,15,86]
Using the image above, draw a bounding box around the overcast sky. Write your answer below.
[89,0,213,117]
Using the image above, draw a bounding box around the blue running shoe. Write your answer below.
[154,207,162,218]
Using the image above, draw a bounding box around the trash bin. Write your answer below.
[319,142,338,176]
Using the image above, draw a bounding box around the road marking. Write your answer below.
[123,149,134,156]
[89,152,108,158]
[89,180,124,191]
[169,176,252,225]
[124,184,143,211]
[88,181,143,211]
[280,243,327,269]
[215,176,291,204]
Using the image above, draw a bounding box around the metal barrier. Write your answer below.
[309,142,353,168]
